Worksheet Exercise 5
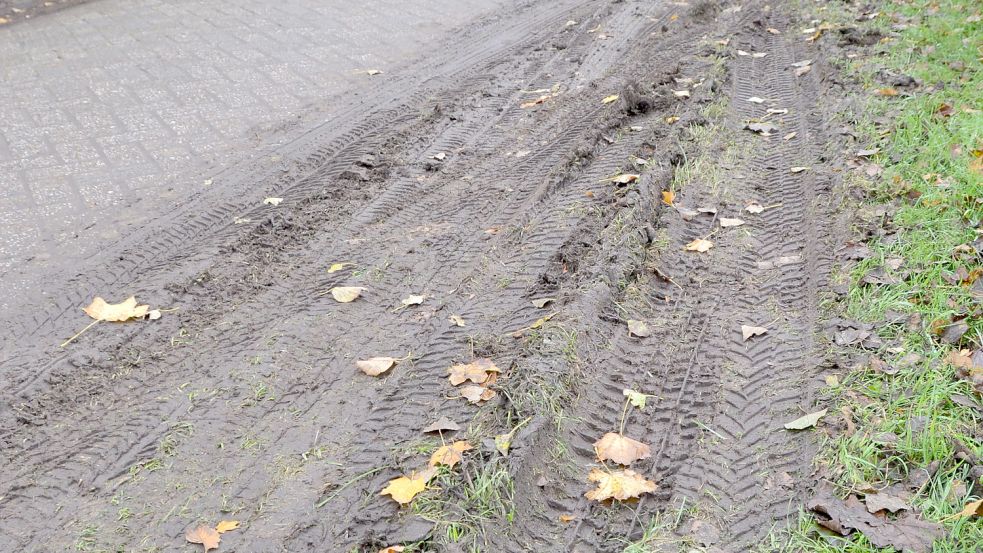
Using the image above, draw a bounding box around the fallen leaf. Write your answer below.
[936,103,954,117]
[531,297,555,308]
[594,432,652,465]
[665,115,680,124]
[83,296,150,322]
[429,441,473,468]
[747,96,766,103]
[752,52,767,58]
[520,95,551,108]
[559,514,576,523]
[627,319,651,338]
[602,94,620,104]
[794,65,812,77]
[661,190,675,206]
[720,217,745,227]
[263,197,283,206]
[673,90,691,98]
[741,325,768,340]
[447,358,501,386]
[767,27,781,34]
[611,173,640,184]
[366,69,383,76]
[825,375,839,387]
[791,59,813,68]
[147,309,162,320]
[381,468,438,505]
[431,152,446,161]
[767,108,789,115]
[379,547,405,553]
[952,498,983,518]
[357,357,398,376]
[449,314,466,327]
[185,525,220,552]
[745,121,779,135]
[865,492,910,514]
[790,166,808,173]
[215,521,240,534]
[585,468,657,501]
[459,385,496,404]
[783,132,797,141]
[808,491,943,553]
[685,238,713,252]
[623,388,647,409]
[856,147,880,157]
[423,417,460,433]
[745,203,765,213]
[874,88,898,96]
[327,262,351,273]
[784,408,827,430]
[330,286,366,303]
[401,294,425,307]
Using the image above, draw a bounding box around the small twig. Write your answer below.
[60,319,100,348]
[618,397,631,436]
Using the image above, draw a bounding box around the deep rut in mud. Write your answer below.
[1,1,839,551]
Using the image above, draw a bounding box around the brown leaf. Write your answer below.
[559,514,576,523]
[807,491,943,553]
[585,468,657,501]
[593,432,652,465]
[215,520,240,534]
[381,467,438,505]
[422,416,460,433]
[459,385,496,404]
[627,319,651,338]
[685,238,713,252]
[741,325,768,341]
[330,286,366,303]
[874,87,899,96]
[745,121,779,135]
[952,498,983,518]
[186,525,221,552]
[864,492,910,514]
[429,441,473,468]
[611,173,640,184]
[447,358,501,386]
[82,296,150,322]
[357,357,398,376]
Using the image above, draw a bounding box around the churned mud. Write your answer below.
[0,0,845,551]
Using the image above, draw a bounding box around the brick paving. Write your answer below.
[0,0,504,298]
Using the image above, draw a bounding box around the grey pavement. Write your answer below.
[0,0,506,302]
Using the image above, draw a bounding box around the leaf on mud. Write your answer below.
[357,357,398,377]
[784,408,827,430]
[661,190,675,206]
[379,547,405,553]
[627,319,651,338]
[807,491,944,553]
[449,314,466,327]
[745,121,779,135]
[675,206,698,220]
[83,296,150,322]
[185,525,220,552]
[602,94,620,104]
[263,197,283,206]
[794,65,812,77]
[447,358,501,385]
[665,115,680,124]
[401,294,426,307]
[147,309,162,320]
[673,90,690,98]
[594,432,652,465]
[684,238,713,253]
[330,286,366,303]
[429,440,473,468]
[381,467,438,505]
[327,262,352,273]
[585,468,657,502]
[423,417,460,433]
[790,166,808,173]
[767,108,789,115]
[745,202,766,214]
[459,385,496,404]
[623,388,648,409]
[874,88,899,96]
[952,499,983,518]
[215,521,240,534]
[720,217,745,227]
[559,514,576,523]
[783,132,797,141]
[747,96,766,104]
[791,59,813,68]
[610,173,639,184]
[520,94,551,108]
[741,325,767,341]
[532,297,555,308]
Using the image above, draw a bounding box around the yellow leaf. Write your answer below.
[559,514,576,523]
[380,468,437,505]
[215,520,240,534]
[623,388,647,409]
[330,286,366,303]
[585,468,657,501]
[447,358,500,386]
[185,525,221,552]
[327,262,351,273]
[874,87,898,96]
[379,547,405,553]
[82,296,150,322]
[429,441,473,468]
[661,190,675,206]
[593,432,652,465]
[684,238,713,253]
[665,115,680,124]
[953,499,983,518]
[610,174,639,184]
[357,357,398,376]
[602,94,619,104]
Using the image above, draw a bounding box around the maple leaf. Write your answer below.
[215,520,239,533]
[429,441,473,468]
[447,358,500,386]
[357,357,398,376]
[83,296,150,322]
[330,286,366,303]
[585,468,656,501]
[381,468,437,505]
[685,238,713,252]
[186,525,221,552]
[594,432,652,465]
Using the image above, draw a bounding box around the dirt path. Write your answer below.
[0,1,839,551]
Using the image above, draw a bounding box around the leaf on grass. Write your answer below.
[594,432,652,465]
[449,314,466,327]
[952,499,983,518]
[741,325,768,340]
[447,358,501,386]
[83,296,150,322]
[685,238,713,253]
[807,491,943,553]
[330,286,366,303]
[585,468,657,501]
[328,262,352,273]
[661,190,675,206]
[627,319,651,338]
[864,492,910,514]
[401,294,425,307]
[215,521,240,534]
[602,94,620,104]
[429,440,473,468]
[611,174,640,184]
[459,385,496,404]
[422,417,459,433]
[381,468,438,505]
[357,357,398,376]
[720,217,745,227]
[745,203,765,214]
[263,197,283,206]
[186,526,220,552]
[623,388,648,409]
[665,115,680,124]
[784,408,827,430]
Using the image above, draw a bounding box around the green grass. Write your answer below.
[776,0,982,550]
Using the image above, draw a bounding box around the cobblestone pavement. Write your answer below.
[0,0,505,303]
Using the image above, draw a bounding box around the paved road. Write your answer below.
[0,0,506,304]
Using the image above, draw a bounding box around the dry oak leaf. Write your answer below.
[585,468,657,502]
[215,520,240,534]
[185,525,221,552]
[741,325,768,341]
[429,440,473,468]
[460,385,496,404]
[357,357,398,377]
[83,296,150,322]
[330,286,366,303]
[627,319,651,338]
[594,432,652,465]
[685,238,713,253]
[447,358,501,386]
[381,467,437,505]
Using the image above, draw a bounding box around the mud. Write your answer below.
[1,0,846,551]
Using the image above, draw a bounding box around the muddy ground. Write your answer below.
[0,0,847,551]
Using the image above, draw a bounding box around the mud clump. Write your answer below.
[689,0,722,21]
[839,27,883,46]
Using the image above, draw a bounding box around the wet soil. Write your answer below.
[0,0,844,551]
[0,0,90,24]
